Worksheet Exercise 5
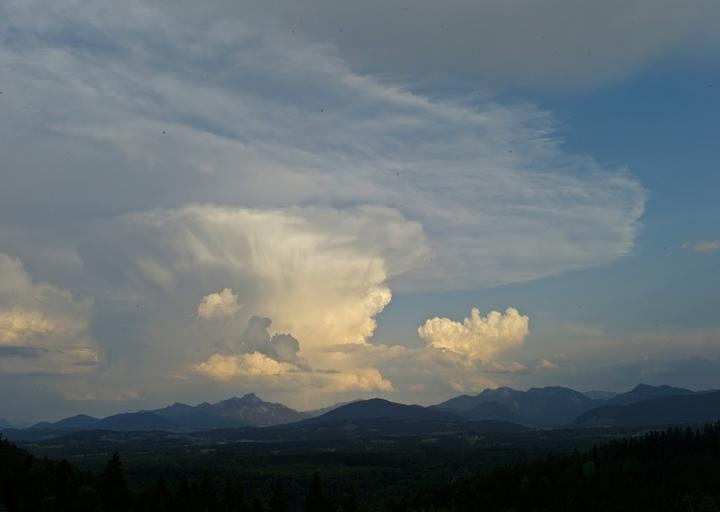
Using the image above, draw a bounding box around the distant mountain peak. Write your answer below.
[607,383,694,406]
[166,402,192,410]
[220,393,262,405]
[439,385,594,425]
[148,393,306,429]
[574,390,720,427]
[633,383,655,391]
[633,383,682,392]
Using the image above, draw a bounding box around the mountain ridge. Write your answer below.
[436,385,596,425]
[24,393,309,433]
[5,384,715,437]
[573,390,720,427]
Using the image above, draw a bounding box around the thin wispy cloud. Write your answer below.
[684,240,720,253]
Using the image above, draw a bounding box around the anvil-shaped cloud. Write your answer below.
[0,0,648,409]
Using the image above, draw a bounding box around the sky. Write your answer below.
[0,0,718,422]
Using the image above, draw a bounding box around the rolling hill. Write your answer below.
[299,398,460,425]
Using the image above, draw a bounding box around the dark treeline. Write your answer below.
[416,423,720,512]
[0,437,352,512]
[2,424,720,511]
[0,432,357,512]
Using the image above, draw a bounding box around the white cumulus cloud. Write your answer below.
[192,353,392,393]
[192,314,394,394]
[197,288,242,320]
[193,352,298,380]
[418,307,530,361]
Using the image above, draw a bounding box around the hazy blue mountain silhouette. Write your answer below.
[462,401,529,424]
[573,391,720,427]
[26,393,308,433]
[51,414,99,430]
[94,411,181,431]
[437,386,594,425]
[150,393,307,428]
[603,383,694,406]
[582,390,618,400]
[12,384,717,437]
[300,398,459,425]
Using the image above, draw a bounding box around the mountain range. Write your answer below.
[3,384,719,440]
[573,390,720,427]
[27,393,310,433]
[435,385,597,425]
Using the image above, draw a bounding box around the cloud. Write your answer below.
[166,0,720,91]
[192,316,393,393]
[82,205,424,350]
[193,352,297,380]
[0,254,98,375]
[504,327,720,393]
[538,359,560,370]
[418,307,530,361]
[192,353,392,393]
[318,337,532,399]
[0,346,48,358]
[0,310,56,344]
[0,0,651,411]
[315,368,394,393]
[230,316,304,366]
[197,288,241,320]
[2,1,645,295]
[686,240,720,253]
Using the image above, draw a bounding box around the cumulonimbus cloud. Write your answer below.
[0,0,648,407]
[418,307,530,361]
[82,205,426,350]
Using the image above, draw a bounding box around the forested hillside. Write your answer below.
[417,423,720,511]
[2,424,720,511]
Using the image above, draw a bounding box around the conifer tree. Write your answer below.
[305,473,324,512]
[99,452,130,512]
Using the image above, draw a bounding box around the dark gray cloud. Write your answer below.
[0,346,47,358]
[235,316,303,366]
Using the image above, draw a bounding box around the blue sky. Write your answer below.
[378,58,720,387]
[0,0,718,421]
